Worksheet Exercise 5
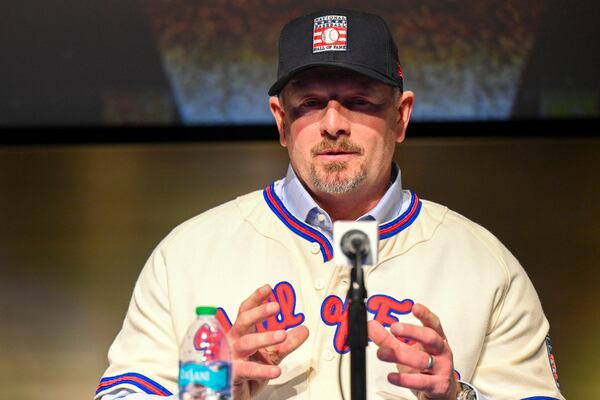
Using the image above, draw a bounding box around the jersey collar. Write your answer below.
[279,163,407,240]
[264,169,421,262]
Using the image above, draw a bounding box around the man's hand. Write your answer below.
[368,303,459,400]
[228,284,309,400]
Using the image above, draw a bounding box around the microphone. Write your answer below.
[333,221,378,267]
[341,229,370,259]
[333,222,377,400]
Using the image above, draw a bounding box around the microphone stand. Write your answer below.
[346,245,368,400]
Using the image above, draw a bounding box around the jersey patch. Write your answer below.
[545,335,560,389]
[313,15,347,53]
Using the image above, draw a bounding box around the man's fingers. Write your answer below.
[369,319,424,374]
[412,303,445,339]
[388,371,432,392]
[389,323,445,355]
[369,305,456,399]
[368,320,405,349]
[231,301,280,337]
[270,325,309,361]
[238,284,273,314]
[233,330,287,358]
[376,346,433,372]
[233,359,281,382]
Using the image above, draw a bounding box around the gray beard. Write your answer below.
[309,161,367,194]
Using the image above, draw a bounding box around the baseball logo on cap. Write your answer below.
[313,15,347,53]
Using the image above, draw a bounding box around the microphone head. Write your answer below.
[333,220,378,267]
[341,229,370,258]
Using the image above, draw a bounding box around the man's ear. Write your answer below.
[269,96,287,147]
[395,90,415,144]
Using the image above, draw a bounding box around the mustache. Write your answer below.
[310,138,364,156]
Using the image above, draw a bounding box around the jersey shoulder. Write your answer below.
[420,198,520,276]
[159,189,266,249]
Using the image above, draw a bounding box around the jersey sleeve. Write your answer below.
[471,240,564,400]
[95,245,179,398]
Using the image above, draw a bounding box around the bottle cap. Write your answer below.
[195,306,218,316]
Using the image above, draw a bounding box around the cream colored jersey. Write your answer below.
[96,185,564,400]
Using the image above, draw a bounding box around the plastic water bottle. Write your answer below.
[179,306,232,400]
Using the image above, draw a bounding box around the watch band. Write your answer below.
[456,382,477,400]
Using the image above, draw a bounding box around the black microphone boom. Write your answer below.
[341,229,370,400]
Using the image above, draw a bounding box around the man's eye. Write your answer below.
[350,97,370,105]
[301,99,321,108]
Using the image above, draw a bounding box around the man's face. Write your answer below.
[270,67,414,198]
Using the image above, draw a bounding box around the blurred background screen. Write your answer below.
[1,0,598,127]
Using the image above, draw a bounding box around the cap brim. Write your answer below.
[267,62,402,96]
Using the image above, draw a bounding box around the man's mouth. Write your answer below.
[315,149,359,161]
[311,139,364,160]
[318,149,356,156]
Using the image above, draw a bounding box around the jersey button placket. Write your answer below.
[310,242,321,254]
[314,278,325,291]
[323,349,335,361]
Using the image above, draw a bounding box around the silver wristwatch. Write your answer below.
[456,382,477,400]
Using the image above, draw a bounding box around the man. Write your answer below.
[96,9,564,400]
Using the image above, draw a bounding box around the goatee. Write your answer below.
[309,161,367,194]
[309,137,367,194]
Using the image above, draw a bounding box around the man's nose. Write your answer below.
[320,100,350,137]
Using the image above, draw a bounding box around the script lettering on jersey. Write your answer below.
[322,294,415,353]
[216,281,415,355]
[216,281,305,333]
[320,295,349,353]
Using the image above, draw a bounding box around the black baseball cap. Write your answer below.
[268,8,403,96]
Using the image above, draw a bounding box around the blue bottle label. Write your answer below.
[179,361,231,393]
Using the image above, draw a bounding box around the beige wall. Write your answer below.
[0,137,598,398]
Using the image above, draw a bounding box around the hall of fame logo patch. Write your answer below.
[313,15,347,53]
[545,335,560,389]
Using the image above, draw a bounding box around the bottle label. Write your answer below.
[179,361,231,393]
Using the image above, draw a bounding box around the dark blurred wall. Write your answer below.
[512,0,600,117]
[0,0,176,124]
[0,137,598,399]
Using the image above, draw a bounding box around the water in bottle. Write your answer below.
[179,306,232,400]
